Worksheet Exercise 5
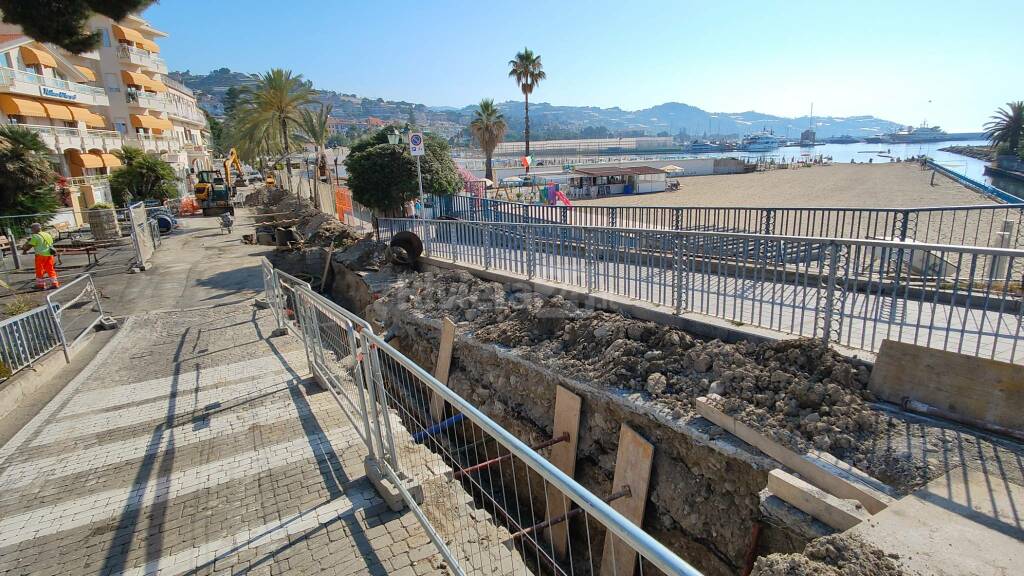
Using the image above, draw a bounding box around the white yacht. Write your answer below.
[739,132,783,151]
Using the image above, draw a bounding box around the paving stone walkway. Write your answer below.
[0,302,454,576]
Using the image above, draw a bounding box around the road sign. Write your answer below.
[409,132,425,156]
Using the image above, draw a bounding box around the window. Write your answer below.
[104,72,120,93]
[97,28,111,48]
[114,120,127,134]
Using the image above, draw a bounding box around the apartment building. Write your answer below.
[0,12,210,208]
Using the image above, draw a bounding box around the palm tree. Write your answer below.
[469,99,507,183]
[235,69,316,194]
[297,103,332,209]
[508,48,545,173]
[984,101,1024,156]
[0,126,58,217]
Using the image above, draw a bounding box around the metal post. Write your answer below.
[526,225,536,280]
[415,155,424,201]
[585,229,594,293]
[7,227,20,270]
[821,242,840,344]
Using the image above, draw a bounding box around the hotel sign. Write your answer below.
[40,86,78,101]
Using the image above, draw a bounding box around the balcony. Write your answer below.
[133,132,181,153]
[125,89,168,112]
[67,174,110,187]
[116,44,167,74]
[21,124,123,154]
[182,142,208,156]
[166,105,207,125]
[0,67,109,106]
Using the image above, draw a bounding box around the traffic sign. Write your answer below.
[409,132,425,156]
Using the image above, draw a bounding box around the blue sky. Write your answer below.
[145,0,1022,131]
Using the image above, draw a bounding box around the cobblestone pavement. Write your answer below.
[0,302,460,575]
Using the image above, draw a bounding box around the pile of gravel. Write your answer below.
[752,534,905,576]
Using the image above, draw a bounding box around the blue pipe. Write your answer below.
[412,413,465,442]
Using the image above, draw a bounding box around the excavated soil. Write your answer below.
[751,534,905,576]
[258,191,366,248]
[370,270,922,482]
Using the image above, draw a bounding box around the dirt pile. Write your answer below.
[751,534,904,576]
[373,270,907,479]
[258,192,365,249]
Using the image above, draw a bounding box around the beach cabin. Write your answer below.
[566,166,667,198]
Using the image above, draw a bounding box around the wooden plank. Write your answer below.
[767,469,870,530]
[869,339,1024,432]
[319,246,334,292]
[600,424,654,576]
[696,396,893,514]
[545,386,582,558]
[430,318,456,421]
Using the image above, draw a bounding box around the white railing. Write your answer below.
[19,124,123,152]
[0,66,106,96]
[125,89,167,110]
[116,44,166,70]
[380,218,1024,365]
[67,175,110,186]
[263,262,702,576]
[0,305,63,378]
[45,275,104,362]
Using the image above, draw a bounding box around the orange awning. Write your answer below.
[0,95,46,118]
[100,153,122,168]
[137,39,160,53]
[146,77,168,93]
[130,114,173,131]
[19,46,56,68]
[74,65,96,82]
[83,112,106,128]
[40,101,72,121]
[112,24,146,44]
[67,105,93,122]
[68,150,104,169]
[121,70,152,89]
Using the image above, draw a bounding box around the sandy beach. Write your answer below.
[576,163,996,209]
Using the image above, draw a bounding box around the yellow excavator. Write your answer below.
[194,148,243,216]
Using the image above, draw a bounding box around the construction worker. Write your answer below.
[21,223,59,290]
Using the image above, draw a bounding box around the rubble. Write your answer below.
[751,534,905,576]
[371,270,924,489]
[256,191,366,249]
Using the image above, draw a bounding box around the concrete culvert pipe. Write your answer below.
[389,231,423,265]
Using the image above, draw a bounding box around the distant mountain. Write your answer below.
[171,68,906,140]
[443,101,906,140]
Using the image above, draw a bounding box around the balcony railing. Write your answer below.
[116,44,167,71]
[0,66,106,96]
[67,175,111,186]
[167,106,206,124]
[162,76,193,96]
[125,89,167,110]
[133,133,181,152]
[19,124,123,152]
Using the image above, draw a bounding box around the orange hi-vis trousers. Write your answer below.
[34,254,58,289]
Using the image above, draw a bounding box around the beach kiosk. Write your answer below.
[567,165,668,198]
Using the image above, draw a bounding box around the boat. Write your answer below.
[885,124,950,143]
[825,135,859,144]
[682,141,721,153]
[739,132,783,152]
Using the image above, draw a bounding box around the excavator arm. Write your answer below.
[224,148,244,189]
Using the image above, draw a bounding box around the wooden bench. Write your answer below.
[49,221,71,240]
[55,244,99,266]
[0,235,10,258]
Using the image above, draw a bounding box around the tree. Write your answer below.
[508,48,546,173]
[297,104,332,209]
[345,129,460,214]
[109,147,178,205]
[204,111,226,157]
[0,126,58,223]
[983,101,1024,156]
[0,0,153,54]
[234,69,316,194]
[222,86,244,119]
[326,133,346,149]
[469,99,507,183]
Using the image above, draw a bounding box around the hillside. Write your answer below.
[171,67,905,140]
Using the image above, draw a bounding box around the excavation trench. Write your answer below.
[272,244,1021,576]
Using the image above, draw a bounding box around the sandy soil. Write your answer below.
[577,163,996,209]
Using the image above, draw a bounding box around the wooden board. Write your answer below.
[869,339,1024,432]
[767,469,870,530]
[430,318,456,421]
[696,396,893,514]
[600,424,654,576]
[545,386,582,558]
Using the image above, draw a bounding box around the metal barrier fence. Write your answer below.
[262,260,701,575]
[127,202,155,269]
[0,304,62,377]
[432,194,1024,254]
[379,218,1024,364]
[46,274,104,362]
